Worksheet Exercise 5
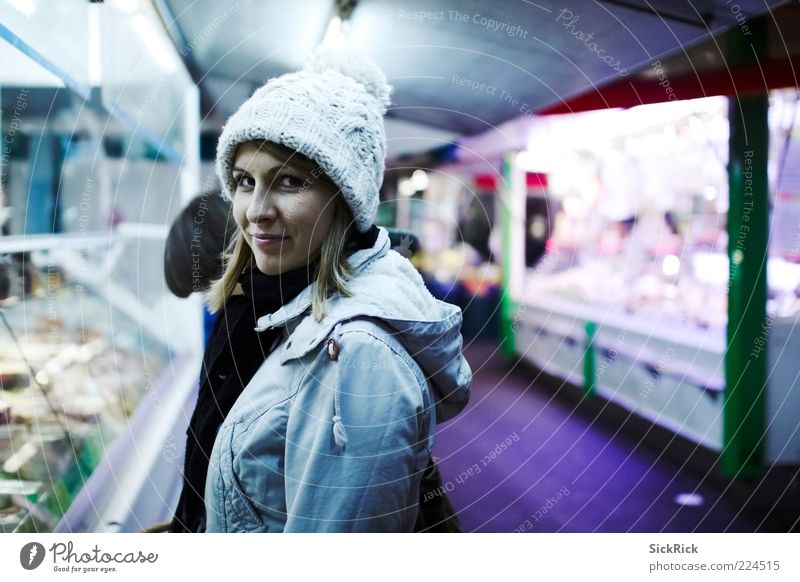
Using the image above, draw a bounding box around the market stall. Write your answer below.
[501,92,800,466]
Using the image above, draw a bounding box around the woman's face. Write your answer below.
[231,141,337,275]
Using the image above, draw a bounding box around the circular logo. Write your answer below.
[19,542,46,570]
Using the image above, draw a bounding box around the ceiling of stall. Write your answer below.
[159,0,789,153]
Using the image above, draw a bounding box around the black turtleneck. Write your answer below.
[170,225,379,533]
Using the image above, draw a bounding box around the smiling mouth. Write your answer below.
[252,233,287,241]
[251,233,288,250]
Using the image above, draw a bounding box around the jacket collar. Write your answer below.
[253,226,390,338]
[252,226,471,424]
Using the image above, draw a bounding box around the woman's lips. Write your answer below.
[251,233,288,251]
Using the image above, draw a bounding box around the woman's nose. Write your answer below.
[246,187,278,223]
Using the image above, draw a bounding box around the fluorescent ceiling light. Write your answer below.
[321,16,346,49]
[88,2,102,86]
[115,0,140,14]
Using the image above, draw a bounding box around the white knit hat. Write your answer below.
[215,46,392,232]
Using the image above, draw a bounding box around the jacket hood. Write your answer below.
[254,227,471,423]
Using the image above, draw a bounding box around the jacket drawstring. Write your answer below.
[327,338,348,448]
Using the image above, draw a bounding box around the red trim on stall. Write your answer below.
[526,172,548,189]
[474,173,498,190]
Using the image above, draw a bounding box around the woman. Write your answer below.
[165,201,463,534]
[200,47,472,532]
[165,196,463,533]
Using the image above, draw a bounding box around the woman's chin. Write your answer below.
[254,257,282,275]
[254,254,301,276]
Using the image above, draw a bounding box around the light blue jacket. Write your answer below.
[204,227,472,532]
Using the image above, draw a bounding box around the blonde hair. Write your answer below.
[207,141,355,322]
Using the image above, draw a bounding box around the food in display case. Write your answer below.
[518,98,730,328]
[0,247,170,532]
[521,92,800,327]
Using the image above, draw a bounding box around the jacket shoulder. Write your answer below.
[330,318,426,384]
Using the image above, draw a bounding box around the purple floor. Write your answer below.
[433,338,760,532]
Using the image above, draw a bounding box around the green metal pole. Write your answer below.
[723,19,768,479]
[584,321,597,396]
[499,154,518,357]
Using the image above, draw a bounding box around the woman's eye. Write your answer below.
[279,174,304,190]
[234,174,255,190]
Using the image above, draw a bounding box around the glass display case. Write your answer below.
[0,0,203,532]
[0,242,171,532]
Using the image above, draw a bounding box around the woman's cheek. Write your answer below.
[232,196,249,230]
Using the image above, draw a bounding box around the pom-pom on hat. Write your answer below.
[215,46,392,232]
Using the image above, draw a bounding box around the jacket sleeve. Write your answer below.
[283,326,430,532]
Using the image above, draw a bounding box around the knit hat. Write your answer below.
[215,46,392,232]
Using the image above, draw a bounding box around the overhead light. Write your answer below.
[88,2,102,86]
[662,255,680,277]
[411,170,429,191]
[703,186,717,201]
[529,216,547,239]
[115,0,140,14]
[9,0,36,17]
[321,16,346,48]
[318,1,358,49]
[398,179,416,197]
